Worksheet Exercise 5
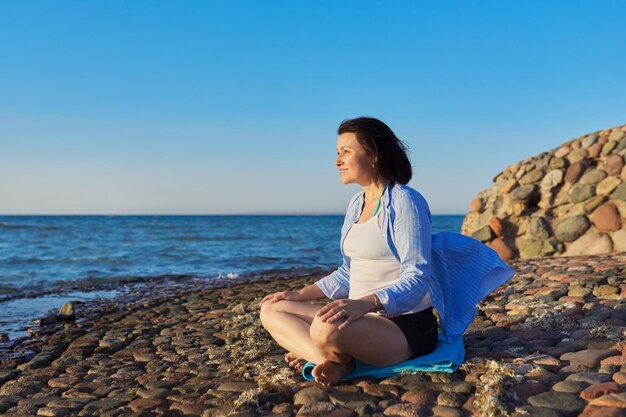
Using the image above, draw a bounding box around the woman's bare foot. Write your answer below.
[284,352,307,372]
[311,359,355,386]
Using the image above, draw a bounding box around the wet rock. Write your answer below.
[58,302,76,320]
[0,369,21,385]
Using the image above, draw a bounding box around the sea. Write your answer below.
[0,215,464,338]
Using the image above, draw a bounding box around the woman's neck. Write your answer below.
[362,181,388,203]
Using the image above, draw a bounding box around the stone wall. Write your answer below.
[462,124,626,260]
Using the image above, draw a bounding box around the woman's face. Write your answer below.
[336,132,374,185]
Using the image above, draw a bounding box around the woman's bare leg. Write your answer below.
[259,300,327,365]
[309,313,412,386]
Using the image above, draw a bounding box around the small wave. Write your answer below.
[0,222,64,231]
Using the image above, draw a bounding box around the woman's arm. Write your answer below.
[259,283,326,305]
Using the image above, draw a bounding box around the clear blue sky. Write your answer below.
[1,1,625,215]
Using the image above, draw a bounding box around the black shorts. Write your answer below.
[389,307,438,358]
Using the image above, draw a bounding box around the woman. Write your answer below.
[260,117,513,386]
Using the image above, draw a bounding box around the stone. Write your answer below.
[128,397,168,413]
[566,372,613,384]
[518,239,558,258]
[297,401,355,417]
[328,391,378,409]
[580,169,607,184]
[583,195,608,213]
[603,140,618,155]
[217,381,257,392]
[588,143,603,158]
[568,287,592,297]
[582,134,598,148]
[527,391,586,413]
[611,183,626,200]
[569,183,595,202]
[501,178,518,193]
[512,406,562,417]
[489,217,503,236]
[564,231,613,256]
[530,216,551,239]
[580,405,626,417]
[555,146,571,157]
[613,229,626,252]
[613,372,626,385]
[549,156,568,170]
[566,161,587,183]
[472,225,495,242]
[359,383,401,398]
[293,387,329,405]
[383,403,422,417]
[607,154,625,176]
[436,392,465,407]
[590,203,622,231]
[541,169,564,191]
[401,389,435,406]
[432,405,463,417]
[0,370,21,385]
[58,302,76,320]
[37,408,71,417]
[593,285,618,297]
[488,237,515,261]
[469,197,484,213]
[552,380,590,393]
[520,169,544,185]
[597,178,622,197]
[568,148,588,163]
[555,215,591,242]
[589,392,626,408]
[609,129,625,141]
[511,184,540,203]
[580,382,620,400]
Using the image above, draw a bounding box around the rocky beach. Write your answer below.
[1,253,625,417]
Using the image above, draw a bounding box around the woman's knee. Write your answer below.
[259,301,278,328]
[309,315,341,348]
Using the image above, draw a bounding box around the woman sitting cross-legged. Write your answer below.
[259,117,513,386]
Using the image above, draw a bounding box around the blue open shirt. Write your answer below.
[315,182,515,343]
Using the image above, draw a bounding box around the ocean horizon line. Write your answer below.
[0,212,467,217]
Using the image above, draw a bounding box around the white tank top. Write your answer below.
[343,211,432,314]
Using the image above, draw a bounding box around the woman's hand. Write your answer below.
[316,298,374,331]
[259,290,304,306]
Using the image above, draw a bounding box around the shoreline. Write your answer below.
[0,255,625,416]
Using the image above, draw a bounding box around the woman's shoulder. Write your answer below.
[390,183,429,209]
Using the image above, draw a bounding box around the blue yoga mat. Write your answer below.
[302,334,465,381]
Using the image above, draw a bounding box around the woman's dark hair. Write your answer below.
[338,117,412,184]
